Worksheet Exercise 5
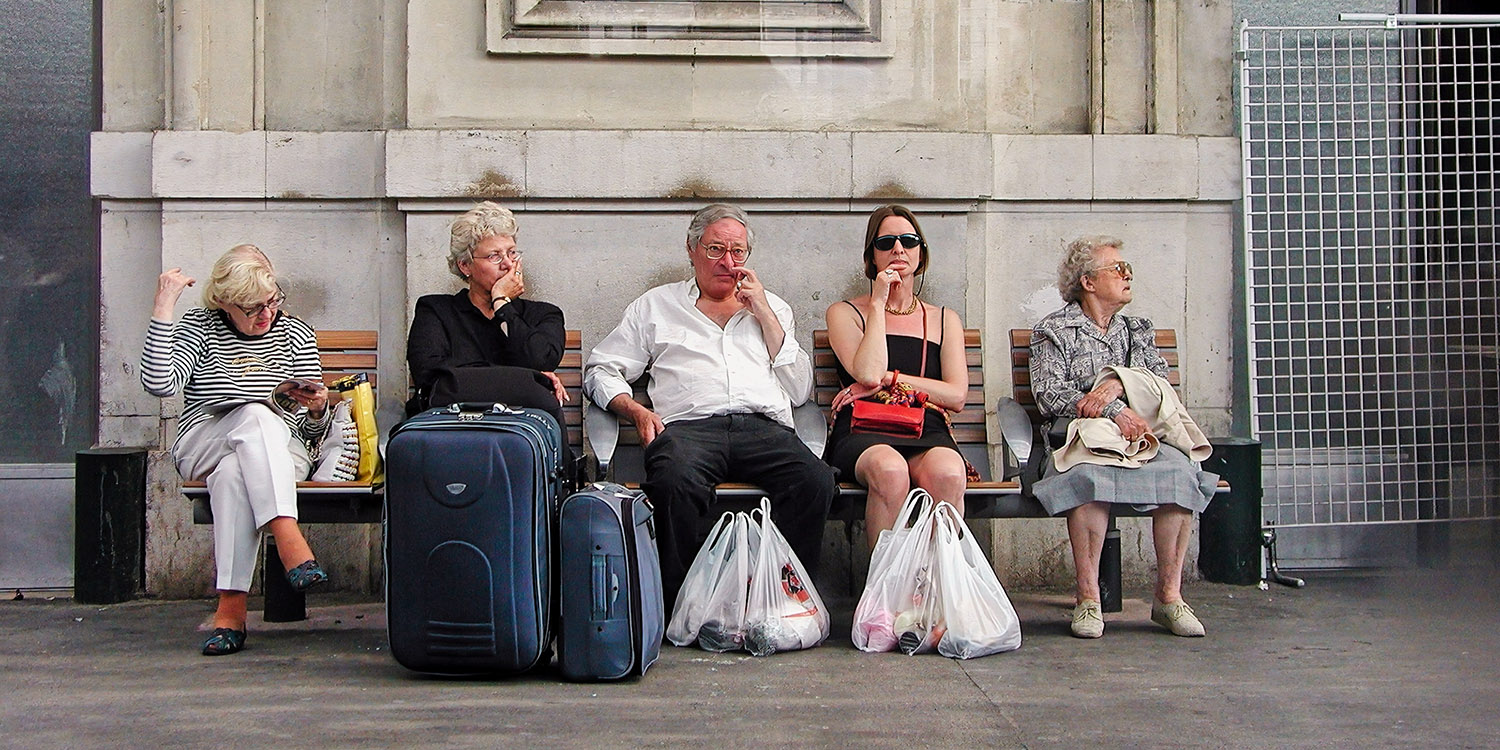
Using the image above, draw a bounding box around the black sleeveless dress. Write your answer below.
[822,332,963,481]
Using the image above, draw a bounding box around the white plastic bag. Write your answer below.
[851,489,944,654]
[667,512,759,650]
[743,499,830,656]
[930,503,1022,659]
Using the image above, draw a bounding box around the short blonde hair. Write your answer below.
[448,202,518,280]
[1057,235,1123,304]
[202,244,278,310]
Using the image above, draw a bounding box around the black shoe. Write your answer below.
[286,559,329,592]
[201,627,246,656]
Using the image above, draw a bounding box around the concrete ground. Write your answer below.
[2,570,1497,749]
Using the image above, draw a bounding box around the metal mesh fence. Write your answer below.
[1241,22,1500,528]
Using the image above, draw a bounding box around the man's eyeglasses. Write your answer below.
[702,244,750,262]
[1091,260,1133,278]
[871,234,923,252]
[236,287,286,318]
[472,249,522,265]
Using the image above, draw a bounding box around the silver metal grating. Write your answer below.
[1240,21,1500,528]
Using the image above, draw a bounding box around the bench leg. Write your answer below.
[262,536,307,622]
[1099,517,1123,614]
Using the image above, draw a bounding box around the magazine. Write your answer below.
[205,378,325,417]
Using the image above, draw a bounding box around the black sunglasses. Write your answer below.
[871,233,923,251]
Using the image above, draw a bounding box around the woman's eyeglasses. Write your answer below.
[472,249,522,265]
[1092,260,1133,278]
[871,234,922,251]
[236,287,286,317]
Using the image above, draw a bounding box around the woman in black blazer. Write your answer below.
[405,202,568,422]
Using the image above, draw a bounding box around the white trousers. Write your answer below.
[174,404,312,592]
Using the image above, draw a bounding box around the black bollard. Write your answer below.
[1200,438,1264,585]
[74,448,147,604]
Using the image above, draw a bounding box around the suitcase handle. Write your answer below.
[445,402,524,416]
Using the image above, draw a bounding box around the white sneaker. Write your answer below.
[1070,600,1104,639]
[1151,600,1206,637]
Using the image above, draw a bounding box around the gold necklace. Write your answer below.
[885,295,920,315]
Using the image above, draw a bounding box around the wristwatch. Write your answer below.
[492,296,512,310]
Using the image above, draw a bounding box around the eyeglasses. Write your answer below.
[472,249,522,265]
[235,287,286,318]
[871,234,923,252]
[1091,260,1133,278]
[701,243,750,262]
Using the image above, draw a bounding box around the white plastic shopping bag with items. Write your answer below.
[743,499,830,656]
[930,502,1022,658]
[851,489,945,654]
[667,511,760,650]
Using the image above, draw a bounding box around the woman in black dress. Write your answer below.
[405,202,568,421]
[824,205,970,548]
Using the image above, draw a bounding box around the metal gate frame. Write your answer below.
[1239,16,1500,541]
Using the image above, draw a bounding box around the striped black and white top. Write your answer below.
[141,307,330,450]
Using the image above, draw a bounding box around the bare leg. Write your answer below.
[855,445,912,549]
[265,516,315,573]
[1151,505,1195,604]
[1066,502,1112,604]
[907,447,967,516]
[213,590,248,631]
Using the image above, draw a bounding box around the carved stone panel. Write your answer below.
[486,0,889,57]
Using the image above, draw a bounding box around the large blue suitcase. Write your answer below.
[385,402,564,675]
[556,483,664,681]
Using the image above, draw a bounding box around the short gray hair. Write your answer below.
[686,204,754,252]
[447,202,518,280]
[1057,235,1123,304]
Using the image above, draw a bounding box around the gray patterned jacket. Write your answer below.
[1029,302,1169,420]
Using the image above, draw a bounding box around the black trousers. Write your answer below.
[642,413,838,604]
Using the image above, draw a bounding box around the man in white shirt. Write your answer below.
[584,204,838,603]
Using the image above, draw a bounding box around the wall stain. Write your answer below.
[666,177,721,199]
[465,170,521,198]
[863,181,917,200]
[278,190,308,199]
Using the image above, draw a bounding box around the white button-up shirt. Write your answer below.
[584,279,813,428]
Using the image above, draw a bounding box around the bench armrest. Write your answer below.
[996,396,1034,465]
[585,399,620,476]
[791,401,828,457]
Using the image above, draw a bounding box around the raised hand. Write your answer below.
[490,257,526,303]
[731,267,770,314]
[153,268,197,319]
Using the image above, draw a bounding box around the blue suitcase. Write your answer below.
[556,482,664,681]
[385,403,564,675]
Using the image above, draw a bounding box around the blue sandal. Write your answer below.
[201,627,246,656]
[286,559,329,592]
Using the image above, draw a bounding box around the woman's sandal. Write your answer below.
[286,559,329,592]
[201,627,246,656]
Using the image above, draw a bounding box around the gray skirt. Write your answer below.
[1033,443,1217,517]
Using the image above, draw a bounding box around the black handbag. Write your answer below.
[426,365,559,412]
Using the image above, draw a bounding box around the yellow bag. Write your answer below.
[330,373,383,484]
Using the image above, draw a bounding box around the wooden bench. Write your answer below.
[181,329,588,619]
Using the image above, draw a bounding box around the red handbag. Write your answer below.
[850,392,926,438]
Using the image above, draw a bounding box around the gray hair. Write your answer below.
[686,204,754,252]
[1057,235,1123,304]
[447,202,518,280]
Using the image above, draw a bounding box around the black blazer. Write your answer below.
[406,290,566,395]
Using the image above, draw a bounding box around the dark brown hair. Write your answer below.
[862,204,929,280]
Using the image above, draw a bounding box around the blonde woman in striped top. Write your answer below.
[141,244,332,656]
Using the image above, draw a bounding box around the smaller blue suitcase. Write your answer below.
[556,483,664,681]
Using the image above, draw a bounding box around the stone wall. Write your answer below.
[96,0,1241,595]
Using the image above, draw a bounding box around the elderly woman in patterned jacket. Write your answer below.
[142,245,331,656]
[1029,235,1217,640]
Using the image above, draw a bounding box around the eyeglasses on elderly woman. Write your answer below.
[235,287,287,317]
[870,233,922,251]
[471,248,522,265]
[1091,260,1133,278]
